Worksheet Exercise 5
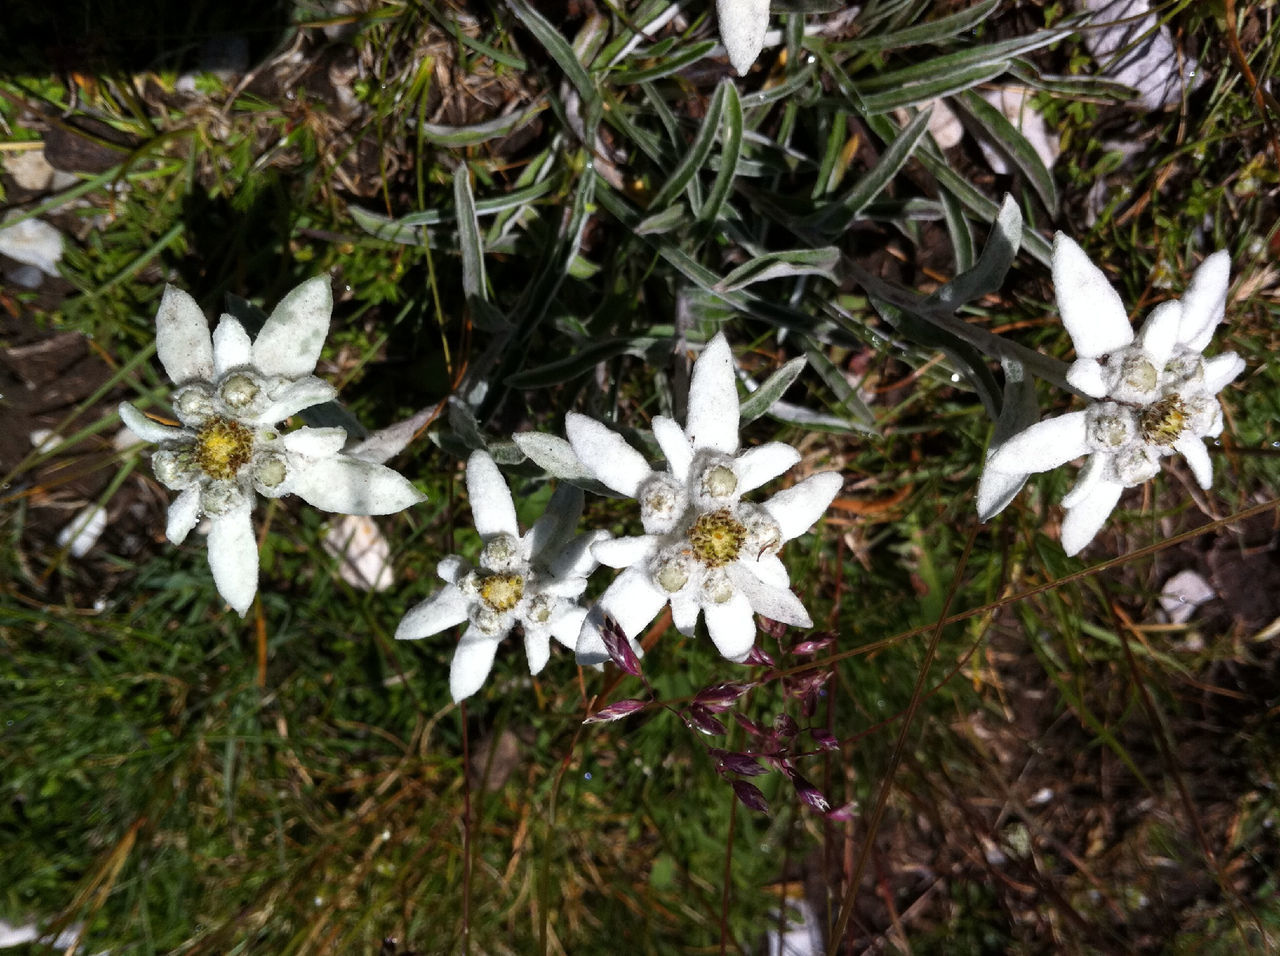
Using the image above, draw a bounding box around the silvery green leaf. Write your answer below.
[513,432,623,497]
[927,194,1022,310]
[714,248,841,293]
[649,79,730,210]
[698,80,742,225]
[847,0,1000,51]
[417,103,544,147]
[955,90,1058,214]
[739,356,807,423]
[976,357,1039,522]
[635,204,688,236]
[802,107,933,233]
[455,165,487,303]
[447,397,487,452]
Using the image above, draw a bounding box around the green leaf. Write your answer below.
[714,248,841,293]
[698,81,742,225]
[846,0,1000,51]
[506,336,663,389]
[649,79,729,211]
[507,0,594,100]
[802,106,933,233]
[954,89,1058,215]
[454,165,487,303]
[417,101,545,146]
[739,356,807,423]
[927,194,1022,310]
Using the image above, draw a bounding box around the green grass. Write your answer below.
[3,1,1280,952]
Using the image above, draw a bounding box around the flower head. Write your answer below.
[978,235,1245,555]
[121,279,424,615]
[395,451,606,703]
[566,333,842,665]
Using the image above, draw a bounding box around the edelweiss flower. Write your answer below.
[978,234,1245,555]
[567,333,843,665]
[395,451,606,702]
[120,279,424,615]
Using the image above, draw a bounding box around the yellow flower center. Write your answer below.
[688,508,746,568]
[195,416,254,480]
[1139,396,1188,447]
[479,573,525,613]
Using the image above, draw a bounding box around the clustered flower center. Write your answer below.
[195,416,254,480]
[479,573,525,613]
[1139,395,1188,446]
[688,508,747,567]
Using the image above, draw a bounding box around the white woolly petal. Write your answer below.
[549,529,610,580]
[1177,250,1231,353]
[206,499,258,616]
[524,629,551,676]
[703,591,757,662]
[282,426,348,459]
[565,412,653,497]
[119,402,186,445]
[1061,453,1108,509]
[251,377,337,425]
[1052,233,1133,359]
[437,555,468,584]
[1174,435,1214,490]
[752,553,791,590]
[592,534,659,569]
[735,442,801,494]
[542,575,590,598]
[166,487,203,544]
[652,415,693,481]
[345,405,434,464]
[549,605,588,649]
[450,629,500,702]
[1137,300,1182,368]
[466,451,518,539]
[1202,352,1245,394]
[1064,358,1109,399]
[985,412,1091,476]
[576,566,668,665]
[1060,479,1124,557]
[975,464,1030,523]
[717,0,769,76]
[671,592,701,636]
[761,471,842,543]
[251,277,332,379]
[288,456,425,515]
[525,483,583,562]
[211,317,253,376]
[729,563,812,627]
[155,286,214,385]
[685,332,739,454]
[396,585,470,640]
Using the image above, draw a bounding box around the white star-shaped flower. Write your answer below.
[567,333,843,665]
[978,234,1245,555]
[395,450,607,703]
[120,279,425,615]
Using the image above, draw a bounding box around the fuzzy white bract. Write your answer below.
[394,451,606,703]
[978,234,1245,555]
[120,279,424,615]
[567,333,842,665]
[717,0,769,75]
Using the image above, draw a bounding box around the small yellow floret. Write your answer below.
[195,417,253,480]
[688,509,746,568]
[479,573,525,613]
